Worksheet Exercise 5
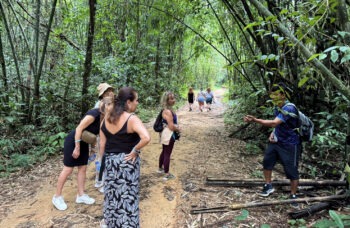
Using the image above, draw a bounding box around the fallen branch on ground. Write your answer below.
[190,194,349,214]
[205,177,347,187]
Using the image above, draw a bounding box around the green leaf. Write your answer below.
[244,22,261,30]
[319,54,327,60]
[280,9,288,15]
[235,209,249,221]
[329,210,344,228]
[260,55,267,60]
[261,225,271,228]
[340,54,350,63]
[339,46,350,53]
[313,219,336,228]
[277,37,284,42]
[267,54,276,60]
[307,54,320,61]
[324,46,339,53]
[338,31,350,38]
[330,50,339,63]
[298,77,309,88]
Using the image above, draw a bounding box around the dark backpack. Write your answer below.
[283,103,314,142]
[153,110,164,132]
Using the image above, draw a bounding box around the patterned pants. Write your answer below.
[104,153,140,228]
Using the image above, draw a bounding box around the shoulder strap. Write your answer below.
[126,113,135,122]
[281,103,298,118]
[281,103,300,131]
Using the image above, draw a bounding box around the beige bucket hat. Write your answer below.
[97,83,114,98]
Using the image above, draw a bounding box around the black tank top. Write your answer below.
[101,114,140,154]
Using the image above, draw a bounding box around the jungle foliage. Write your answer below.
[0,0,349,185]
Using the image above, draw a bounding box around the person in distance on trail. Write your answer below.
[187,87,195,111]
[243,83,301,209]
[197,88,206,112]
[205,87,215,111]
[52,83,114,211]
[99,87,151,228]
[158,91,181,181]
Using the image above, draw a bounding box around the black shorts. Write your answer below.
[63,130,89,167]
[263,143,301,180]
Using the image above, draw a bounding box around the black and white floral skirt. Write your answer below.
[104,153,140,228]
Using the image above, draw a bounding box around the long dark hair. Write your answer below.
[107,87,137,123]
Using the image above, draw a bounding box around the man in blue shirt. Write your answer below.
[244,83,301,208]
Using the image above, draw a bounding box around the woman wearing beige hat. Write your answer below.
[52,83,114,211]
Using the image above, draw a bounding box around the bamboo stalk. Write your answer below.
[229,194,348,210]
[205,177,347,187]
[190,194,348,214]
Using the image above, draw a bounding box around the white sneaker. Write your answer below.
[163,173,176,181]
[157,168,165,174]
[95,180,104,188]
[98,186,104,193]
[100,219,107,228]
[75,194,95,205]
[52,195,68,211]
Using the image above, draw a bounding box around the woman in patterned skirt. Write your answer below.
[99,87,151,227]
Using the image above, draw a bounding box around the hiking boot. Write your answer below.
[157,168,165,174]
[76,194,95,205]
[258,183,275,197]
[290,194,299,209]
[163,173,175,181]
[52,195,68,211]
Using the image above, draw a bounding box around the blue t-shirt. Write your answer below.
[274,102,300,145]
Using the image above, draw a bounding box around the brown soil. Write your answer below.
[0,89,334,227]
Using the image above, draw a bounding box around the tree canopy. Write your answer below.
[1,0,349,181]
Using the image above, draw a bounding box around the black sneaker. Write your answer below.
[290,194,299,209]
[258,183,275,197]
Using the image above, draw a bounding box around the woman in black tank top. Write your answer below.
[99,87,151,228]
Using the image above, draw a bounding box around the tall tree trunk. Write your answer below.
[81,0,97,116]
[0,33,8,103]
[28,0,41,124]
[30,0,58,124]
[248,0,350,101]
[0,2,25,102]
[5,0,37,117]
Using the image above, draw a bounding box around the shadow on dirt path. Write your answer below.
[0,88,295,227]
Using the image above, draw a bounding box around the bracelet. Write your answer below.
[75,139,82,143]
[132,147,141,154]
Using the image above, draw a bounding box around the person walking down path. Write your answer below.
[197,89,206,112]
[158,91,181,181]
[243,83,301,209]
[205,87,215,111]
[99,87,151,228]
[187,87,195,111]
[52,82,115,211]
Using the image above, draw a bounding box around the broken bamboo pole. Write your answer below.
[205,177,347,187]
[190,194,348,214]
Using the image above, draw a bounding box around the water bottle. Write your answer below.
[95,161,101,184]
[95,160,101,172]
[88,153,96,164]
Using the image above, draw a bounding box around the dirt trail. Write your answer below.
[0,88,295,227]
